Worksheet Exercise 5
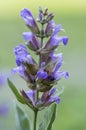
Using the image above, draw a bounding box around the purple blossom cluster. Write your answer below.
[12,7,69,110]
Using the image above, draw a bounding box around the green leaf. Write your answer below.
[7,79,25,104]
[15,104,30,130]
[7,79,35,110]
[38,103,57,130]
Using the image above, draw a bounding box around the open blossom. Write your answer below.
[13,44,36,66]
[12,44,39,89]
[39,87,60,108]
[37,69,48,79]
[44,24,68,50]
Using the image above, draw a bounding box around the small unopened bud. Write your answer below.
[47,13,54,22]
[44,8,48,16]
[39,6,43,13]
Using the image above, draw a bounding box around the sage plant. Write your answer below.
[8,7,69,130]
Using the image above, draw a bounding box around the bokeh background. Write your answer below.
[0,0,86,130]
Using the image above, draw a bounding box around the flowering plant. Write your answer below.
[8,7,69,130]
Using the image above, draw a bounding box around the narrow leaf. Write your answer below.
[47,104,56,130]
[7,79,25,104]
[15,104,30,130]
[7,79,34,110]
[38,103,57,130]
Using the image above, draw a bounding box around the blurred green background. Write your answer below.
[0,0,86,130]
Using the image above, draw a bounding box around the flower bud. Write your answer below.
[21,8,40,34]
[23,32,40,51]
[46,13,54,22]
[45,20,55,36]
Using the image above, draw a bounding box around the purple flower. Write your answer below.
[37,62,48,79]
[14,44,36,66]
[50,56,69,81]
[50,53,63,63]
[52,24,62,36]
[21,8,39,33]
[14,44,28,66]
[45,20,55,35]
[44,24,68,50]
[12,66,28,81]
[12,64,36,85]
[23,87,60,110]
[53,61,63,74]
[21,89,36,107]
[37,12,43,22]
[54,71,69,80]
[48,59,69,81]
[37,69,48,79]
[14,44,28,56]
[38,87,60,109]
[45,36,68,49]
[12,44,36,82]
[40,52,69,84]
[26,90,36,106]
[23,32,40,51]
[62,36,68,45]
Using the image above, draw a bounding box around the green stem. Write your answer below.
[33,110,38,130]
[33,23,44,130]
[41,24,44,47]
[39,23,44,66]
